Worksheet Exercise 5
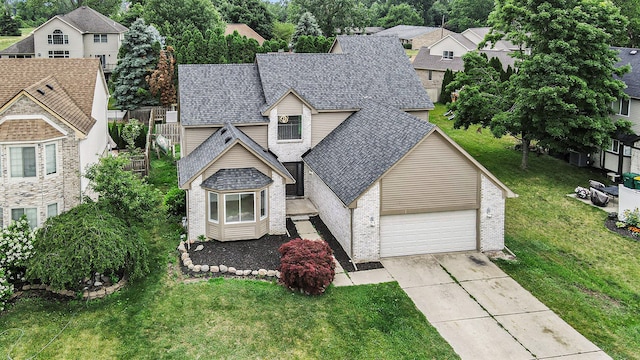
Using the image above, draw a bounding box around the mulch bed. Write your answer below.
[604,218,640,241]
[180,217,383,277]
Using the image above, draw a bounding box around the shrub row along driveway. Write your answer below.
[381,253,610,359]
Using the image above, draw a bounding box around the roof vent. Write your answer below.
[631,50,638,55]
[46,84,54,90]
[224,136,232,144]
[37,89,45,95]
[220,128,227,135]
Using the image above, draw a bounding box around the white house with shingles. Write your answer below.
[177,36,516,263]
[0,58,109,228]
[0,6,127,75]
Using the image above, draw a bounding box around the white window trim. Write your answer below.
[623,145,632,157]
[223,192,256,224]
[9,145,37,179]
[260,189,268,220]
[11,207,38,229]
[47,203,58,219]
[45,142,57,176]
[208,192,219,223]
[442,50,454,60]
[607,139,620,154]
[276,115,303,142]
[614,98,630,117]
[0,115,69,136]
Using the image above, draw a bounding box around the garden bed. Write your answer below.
[605,218,640,241]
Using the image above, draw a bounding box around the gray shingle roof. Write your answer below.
[178,64,268,126]
[413,48,517,71]
[374,25,441,40]
[201,167,273,191]
[0,34,34,55]
[613,47,640,98]
[178,122,291,187]
[58,6,128,33]
[303,101,435,206]
[256,35,433,110]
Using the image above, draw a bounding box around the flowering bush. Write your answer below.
[0,268,13,311]
[623,208,640,227]
[278,238,335,295]
[0,216,35,282]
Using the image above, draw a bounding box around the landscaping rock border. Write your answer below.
[16,277,128,300]
[177,241,281,279]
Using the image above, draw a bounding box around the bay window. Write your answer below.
[209,192,219,223]
[260,189,267,219]
[11,208,37,229]
[224,193,255,223]
[10,146,36,178]
[46,143,57,175]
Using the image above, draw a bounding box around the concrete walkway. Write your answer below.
[381,253,611,360]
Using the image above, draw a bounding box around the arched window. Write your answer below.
[48,29,68,45]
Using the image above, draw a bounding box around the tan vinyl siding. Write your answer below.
[183,127,217,156]
[381,131,478,214]
[202,144,271,179]
[277,94,303,115]
[311,112,352,146]
[221,225,258,241]
[237,125,268,148]
[259,217,268,233]
[207,222,220,239]
[406,110,430,121]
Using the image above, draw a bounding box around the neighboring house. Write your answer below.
[592,47,640,175]
[177,35,515,263]
[413,46,517,102]
[224,24,265,46]
[0,6,127,75]
[374,25,454,49]
[0,58,110,229]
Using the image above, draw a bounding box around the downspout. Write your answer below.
[350,208,358,271]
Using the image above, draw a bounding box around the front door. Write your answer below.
[284,162,304,197]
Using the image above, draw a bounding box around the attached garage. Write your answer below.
[380,210,477,257]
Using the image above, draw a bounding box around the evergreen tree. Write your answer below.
[0,11,20,36]
[439,68,455,104]
[292,12,322,46]
[294,35,333,53]
[111,18,159,111]
[207,28,228,64]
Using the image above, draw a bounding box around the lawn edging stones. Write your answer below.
[178,241,281,279]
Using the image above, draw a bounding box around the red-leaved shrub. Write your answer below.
[278,238,335,295]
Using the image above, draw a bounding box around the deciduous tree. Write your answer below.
[377,3,423,28]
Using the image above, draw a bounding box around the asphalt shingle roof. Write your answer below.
[0,34,34,55]
[178,123,291,187]
[0,58,101,133]
[256,35,433,110]
[374,25,441,40]
[613,47,640,98]
[303,101,435,205]
[201,167,273,191]
[413,48,517,71]
[58,6,128,33]
[178,64,268,126]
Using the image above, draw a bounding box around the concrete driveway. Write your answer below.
[380,253,611,360]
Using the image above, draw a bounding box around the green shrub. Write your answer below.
[0,268,13,311]
[27,202,149,290]
[278,238,335,295]
[403,43,413,49]
[623,208,640,227]
[85,155,161,225]
[0,216,35,283]
[164,187,186,217]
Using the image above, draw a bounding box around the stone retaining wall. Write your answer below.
[17,277,128,300]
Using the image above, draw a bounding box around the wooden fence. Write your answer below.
[155,123,180,144]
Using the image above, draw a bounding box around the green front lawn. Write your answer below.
[0,156,458,360]
[430,104,640,360]
[0,28,34,51]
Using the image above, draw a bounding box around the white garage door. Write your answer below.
[380,210,477,257]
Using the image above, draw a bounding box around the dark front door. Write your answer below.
[284,162,304,197]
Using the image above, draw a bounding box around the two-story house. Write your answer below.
[0,58,110,228]
[0,6,127,76]
[591,47,640,176]
[373,25,454,49]
[177,36,515,263]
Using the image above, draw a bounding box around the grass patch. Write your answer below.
[0,153,457,360]
[0,28,34,51]
[430,103,640,360]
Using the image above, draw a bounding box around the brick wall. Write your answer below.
[0,97,81,227]
[479,174,505,251]
[351,182,380,262]
[269,172,287,234]
[187,175,205,240]
[267,106,312,162]
[307,172,352,257]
